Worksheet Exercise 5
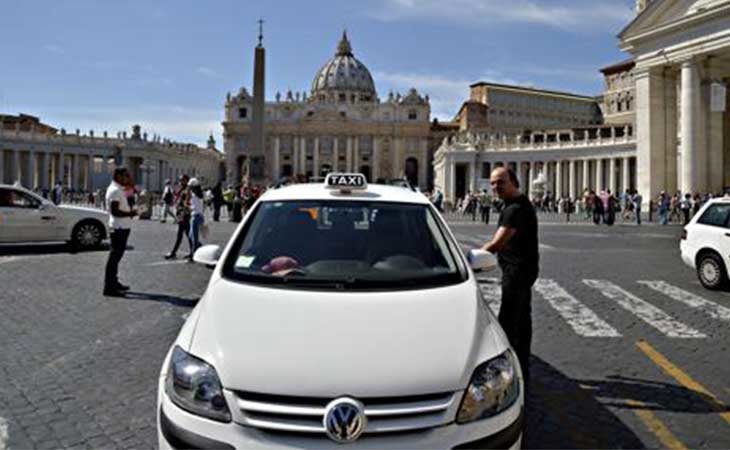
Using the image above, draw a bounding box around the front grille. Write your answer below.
[230,390,457,435]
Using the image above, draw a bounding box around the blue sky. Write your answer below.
[0,0,637,147]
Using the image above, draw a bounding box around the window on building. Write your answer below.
[339,93,346,102]
[238,107,248,119]
[408,110,417,120]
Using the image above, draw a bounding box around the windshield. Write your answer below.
[222,200,465,290]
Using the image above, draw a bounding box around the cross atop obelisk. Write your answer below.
[257,18,264,47]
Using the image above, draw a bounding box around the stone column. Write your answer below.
[635,67,668,204]
[27,150,36,189]
[622,157,631,193]
[609,158,617,194]
[681,60,703,194]
[72,153,81,190]
[419,138,428,189]
[705,74,724,193]
[346,137,353,172]
[333,137,339,172]
[595,158,603,191]
[555,160,562,199]
[528,161,535,198]
[0,149,4,184]
[300,137,307,176]
[392,137,402,178]
[13,150,21,184]
[313,136,320,178]
[292,136,300,177]
[371,136,379,181]
[273,136,280,181]
[87,153,94,191]
[582,159,590,192]
[568,160,576,199]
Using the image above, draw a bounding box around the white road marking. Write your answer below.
[583,280,706,338]
[0,416,8,450]
[638,281,730,323]
[145,260,188,267]
[0,257,20,265]
[535,279,621,337]
[477,277,501,315]
[181,312,191,321]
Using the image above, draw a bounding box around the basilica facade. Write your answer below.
[223,32,433,190]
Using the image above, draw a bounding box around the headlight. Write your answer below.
[165,346,231,422]
[456,350,520,424]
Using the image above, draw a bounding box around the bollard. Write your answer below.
[648,200,653,222]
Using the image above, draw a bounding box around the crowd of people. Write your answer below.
[446,187,730,226]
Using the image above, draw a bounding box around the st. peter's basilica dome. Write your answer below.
[311,32,377,103]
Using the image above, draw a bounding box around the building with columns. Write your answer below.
[454,83,603,133]
[435,0,730,205]
[620,0,730,201]
[0,116,224,192]
[434,126,637,204]
[224,32,433,189]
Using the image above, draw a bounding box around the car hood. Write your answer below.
[58,204,107,220]
[189,278,507,397]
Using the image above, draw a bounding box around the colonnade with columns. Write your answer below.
[1,131,222,193]
[436,148,638,204]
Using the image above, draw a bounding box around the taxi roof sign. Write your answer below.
[325,173,367,191]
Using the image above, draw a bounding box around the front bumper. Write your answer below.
[158,384,523,450]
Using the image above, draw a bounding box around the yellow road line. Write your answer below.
[636,340,730,425]
[625,399,688,450]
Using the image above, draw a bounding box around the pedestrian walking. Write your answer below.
[481,167,539,386]
[188,178,206,256]
[164,175,193,260]
[161,180,176,223]
[231,187,243,223]
[633,190,643,225]
[212,182,224,222]
[479,189,492,224]
[103,168,137,297]
[658,191,669,225]
[680,193,692,225]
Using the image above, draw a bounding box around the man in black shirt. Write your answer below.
[482,167,539,385]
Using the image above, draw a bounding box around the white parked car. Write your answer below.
[157,174,523,449]
[0,184,108,249]
[680,197,730,290]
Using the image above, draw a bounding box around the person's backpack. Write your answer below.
[163,189,173,204]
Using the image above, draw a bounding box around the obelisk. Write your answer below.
[250,19,266,184]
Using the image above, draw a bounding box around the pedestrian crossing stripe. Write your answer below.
[535,279,621,338]
[479,278,723,339]
[583,280,706,339]
[638,280,730,323]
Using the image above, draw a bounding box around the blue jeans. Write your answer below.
[659,209,668,225]
[636,208,642,225]
[189,213,204,253]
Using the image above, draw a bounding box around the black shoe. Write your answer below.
[185,254,194,262]
[115,282,130,291]
[103,288,125,297]
[164,253,177,260]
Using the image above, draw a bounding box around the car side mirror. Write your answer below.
[467,249,497,273]
[193,245,222,269]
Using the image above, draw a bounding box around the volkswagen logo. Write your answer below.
[323,397,367,443]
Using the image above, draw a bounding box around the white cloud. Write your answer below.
[370,0,634,32]
[43,44,65,55]
[196,67,219,78]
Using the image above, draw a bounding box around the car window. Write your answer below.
[222,200,466,290]
[696,204,730,228]
[0,188,40,209]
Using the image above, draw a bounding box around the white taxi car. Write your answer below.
[680,196,730,290]
[157,174,523,449]
[0,184,108,249]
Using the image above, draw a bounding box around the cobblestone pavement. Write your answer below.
[0,217,728,448]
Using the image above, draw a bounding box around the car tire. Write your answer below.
[71,220,105,250]
[696,252,728,290]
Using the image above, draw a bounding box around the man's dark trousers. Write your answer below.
[171,218,192,256]
[498,263,538,386]
[104,228,130,289]
[481,207,491,224]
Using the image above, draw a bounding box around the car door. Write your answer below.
[0,188,55,242]
[694,203,730,265]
